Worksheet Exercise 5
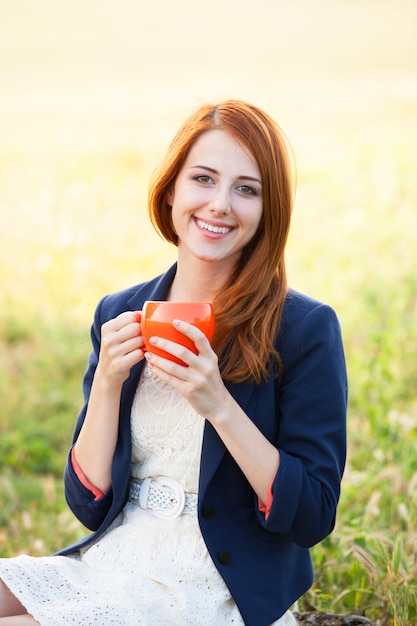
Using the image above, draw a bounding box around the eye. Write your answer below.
[236,184,257,196]
[194,175,213,184]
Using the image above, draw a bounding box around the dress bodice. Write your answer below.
[130,364,204,493]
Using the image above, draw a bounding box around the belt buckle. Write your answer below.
[141,477,186,519]
[155,477,185,519]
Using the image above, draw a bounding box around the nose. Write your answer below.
[209,186,231,216]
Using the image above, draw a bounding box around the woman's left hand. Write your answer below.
[145,319,281,507]
[144,319,228,422]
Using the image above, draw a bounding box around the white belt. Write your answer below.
[129,477,198,519]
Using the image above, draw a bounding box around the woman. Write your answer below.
[0,100,347,625]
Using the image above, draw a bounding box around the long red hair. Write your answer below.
[148,100,294,383]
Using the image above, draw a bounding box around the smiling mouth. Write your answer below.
[195,218,233,235]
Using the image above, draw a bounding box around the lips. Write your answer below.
[195,217,233,235]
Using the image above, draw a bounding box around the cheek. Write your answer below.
[248,204,263,232]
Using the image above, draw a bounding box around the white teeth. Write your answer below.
[196,218,232,234]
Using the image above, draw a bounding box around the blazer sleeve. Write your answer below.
[63,296,115,531]
[62,267,176,532]
[256,301,347,548]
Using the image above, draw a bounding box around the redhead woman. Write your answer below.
[0,100,347,625]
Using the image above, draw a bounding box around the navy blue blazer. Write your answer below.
[59,264,347,626]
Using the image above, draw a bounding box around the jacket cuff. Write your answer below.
[257,478,274,520]
[71,447,106,501]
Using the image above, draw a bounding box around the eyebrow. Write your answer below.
[190,165,262,185]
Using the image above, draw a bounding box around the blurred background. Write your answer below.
[1,0,416,621]
[1,0,416,303]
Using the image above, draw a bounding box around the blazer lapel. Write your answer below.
[199,379,257,499]
[127,264,177,312]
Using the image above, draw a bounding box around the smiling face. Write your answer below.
[167,129,263,274]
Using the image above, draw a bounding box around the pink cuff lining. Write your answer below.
[71,448,105,501]
[258,479,274,520]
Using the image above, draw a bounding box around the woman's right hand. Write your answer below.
[72,311,144,494]
[96,311,145,386]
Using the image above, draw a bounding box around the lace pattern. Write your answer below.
[130,364,204,491]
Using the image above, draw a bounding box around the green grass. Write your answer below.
[1,0,416,623]
[1,148,416,623]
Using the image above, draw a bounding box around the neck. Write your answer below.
[168,259,232,302]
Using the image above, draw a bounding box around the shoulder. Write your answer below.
[274,290,347,398]
[99,278,155,308]
[284,288,330,314]
[94,264,177,321]
[277,288,344,354]
[282,288,340,326]
[93,280,153,321]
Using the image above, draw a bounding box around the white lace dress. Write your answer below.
[0,365,296,626]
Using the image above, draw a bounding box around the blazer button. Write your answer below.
[218,550,231,565]
[202,505,216,519]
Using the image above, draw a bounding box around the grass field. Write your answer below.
[1,1,417,623]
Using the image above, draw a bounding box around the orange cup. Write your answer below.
[141,301,215,365]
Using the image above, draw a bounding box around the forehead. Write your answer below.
[184,129,259,173]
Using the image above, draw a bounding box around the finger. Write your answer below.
[148,335,199,367]
[105,311,140,332]
[121,334,146,355]
[102,325,138,350]
[104,314,141,339]
[144,356,198,398]
[172,319,212,353]
[144,350,177,372]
